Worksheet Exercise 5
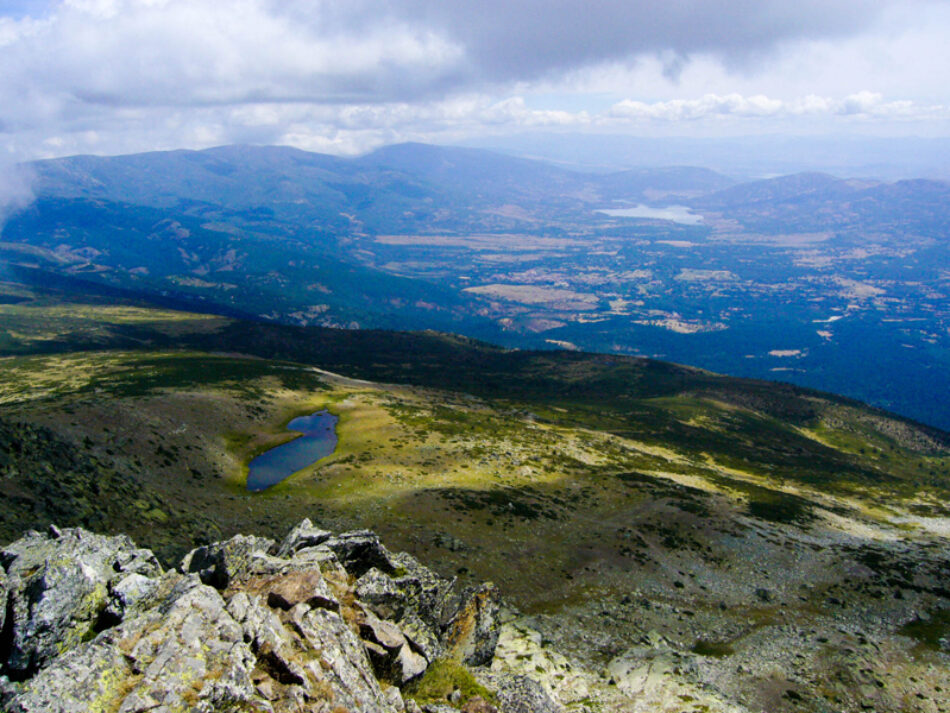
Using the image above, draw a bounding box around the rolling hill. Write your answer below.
[1,283,949,711]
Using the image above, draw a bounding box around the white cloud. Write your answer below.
[0,0,948,160]
[606,92,946,123]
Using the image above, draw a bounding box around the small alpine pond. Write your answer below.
[246,410,338,492]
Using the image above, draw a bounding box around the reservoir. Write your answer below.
[597,204,703,225]
[246,410,339,492]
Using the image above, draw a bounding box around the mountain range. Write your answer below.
[2,142,947,429]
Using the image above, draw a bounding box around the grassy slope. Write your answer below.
[3,290,950,712]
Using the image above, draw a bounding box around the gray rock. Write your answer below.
[357,566,406,619]
[606,645,698,698]
[111,572,159,609]
[354,560,450,663]
[10,575,260,713]
[391,551,457,628]
[226,591,309,687]
[5,636,136,713]
[181,533,275,588]
[290,604,396,712]
[8,563,402,712]
[101,572,162,624]
[122,576,258,711]
[359,610,429,685]
[393,644,428,684]
[0,676,17,709]
[0,564,6,635]
[384,684,407,711]
[287,544,345,575]
[490,619,590,705]
[324,530,399,577]
[274,517,332,557]
[364,638,390,662]
[477,672,564,713]
[1,521,507,713]
[361,609,409,651]
[0,527,161,675]
[262,568,339,611]
[444,583,501,667]
[398,610,444,663]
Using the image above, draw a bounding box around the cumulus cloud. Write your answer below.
[0,0,947,159]
[391,0,891,79]
[0,0,923,114]
[0,0,464,117]
[606,92,946,122]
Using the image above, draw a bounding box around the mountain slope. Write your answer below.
[1,294,950,712]
[0,197,508,335]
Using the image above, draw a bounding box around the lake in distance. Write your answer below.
[596,204,703,225]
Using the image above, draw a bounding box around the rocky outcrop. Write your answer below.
[488,618,589,707]
[0,525,161,679]
[0,520,511,713]
[444,583,500,667]
[477,673,564,713]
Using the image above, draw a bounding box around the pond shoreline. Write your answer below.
[246,409,338,492]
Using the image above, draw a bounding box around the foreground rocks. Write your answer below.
[0,520,569,713]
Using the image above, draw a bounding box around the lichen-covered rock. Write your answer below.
[1,520,505,713]
[111,576,259,712]
[290,604,395,712]
[357,566,407,619]
[0,526,161,676]
[476,672,564,713]
[323,529,399,577]
[5,636,139,713]
[394,551,458,626]
[490,619,590,705]
[605,643,702,700]
[9,574,261,713]
[444,583,501,667]
[355,554,456,663]
[181,533,276,588]
[274,517,332,558]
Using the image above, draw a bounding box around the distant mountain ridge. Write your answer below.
[29,142,737,224]
[5,141,950,430]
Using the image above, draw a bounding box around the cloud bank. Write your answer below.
[0,0,947,159]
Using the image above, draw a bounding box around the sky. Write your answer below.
[0,0,949,163]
